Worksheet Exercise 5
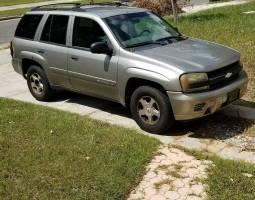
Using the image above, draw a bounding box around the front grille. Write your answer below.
[207,61,242,90]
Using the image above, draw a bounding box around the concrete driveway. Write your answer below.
[1,48,255,163]
[0,19,19,44]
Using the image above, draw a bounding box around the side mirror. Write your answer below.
[90,42,113,55]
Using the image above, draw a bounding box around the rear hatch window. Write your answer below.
[15,14,43,40]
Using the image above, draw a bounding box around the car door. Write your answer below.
[38,14,70,88]
[68,16,118,101]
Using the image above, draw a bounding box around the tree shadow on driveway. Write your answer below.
[171,113,255,140]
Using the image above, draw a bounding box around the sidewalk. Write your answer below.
[0,0,80,12]
[183,0,249,14]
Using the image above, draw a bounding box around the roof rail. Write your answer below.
[78,1,128,8]
[31,1,128,11]
[31,3,82,11]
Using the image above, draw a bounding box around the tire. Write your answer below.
[130,86,174,134]
[27,65,55,101]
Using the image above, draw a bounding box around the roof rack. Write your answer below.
[31,1,128,11]
[88,1,129,6]
[31,3,82,11]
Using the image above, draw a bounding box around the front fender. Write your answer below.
[118,67,181,105]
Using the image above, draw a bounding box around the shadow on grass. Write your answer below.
[51,91,255,140]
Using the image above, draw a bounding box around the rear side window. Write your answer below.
[41,15,69,45]
[15,14,43,39]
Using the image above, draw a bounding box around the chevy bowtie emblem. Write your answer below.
[225,72,233,78]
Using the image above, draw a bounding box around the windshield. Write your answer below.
[104,12,181,48]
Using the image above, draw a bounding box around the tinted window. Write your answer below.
[41,15,69,45]
[15,14,43,39]
[72,17,108,49]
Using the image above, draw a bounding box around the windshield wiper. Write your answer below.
[125,40,167,48]
[156,35,188,42]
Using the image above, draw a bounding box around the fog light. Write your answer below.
[222,95,228,103]
[194,103,206,112]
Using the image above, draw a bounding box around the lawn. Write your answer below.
[0,8,30,18]
[167,1,255,102]
[0,98,159,200]
[183,149,255,200]
[0,0,108,7]
[0,0,51,7]
[207,157,255,200]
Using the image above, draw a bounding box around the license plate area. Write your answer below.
[227,89,240,104]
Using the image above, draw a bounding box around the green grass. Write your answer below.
[0,0,110,7]
[0,98,159,200]
[177,147,255,200]
[207,157,255,200]
[167,1,255,102]
[0,8,30,18]
[0,0,51,7]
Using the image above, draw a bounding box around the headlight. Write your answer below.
[180,73,209,92]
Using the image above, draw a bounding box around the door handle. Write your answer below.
[71,55,79,61]
[37,49,45,54]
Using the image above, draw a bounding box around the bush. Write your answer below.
[132,0,184,16]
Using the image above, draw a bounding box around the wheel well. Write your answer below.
[125,78,167,107]
[22,59,43,78]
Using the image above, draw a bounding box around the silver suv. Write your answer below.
[11,2,248,133]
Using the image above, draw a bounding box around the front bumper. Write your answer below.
[167,71,248,121]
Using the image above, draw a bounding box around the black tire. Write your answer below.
[27,65,55,101]
[130,86,174,134]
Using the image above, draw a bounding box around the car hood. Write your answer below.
[134,38,240,73]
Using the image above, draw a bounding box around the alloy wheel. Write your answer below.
[137,96,161,125]
[30,73,44,95]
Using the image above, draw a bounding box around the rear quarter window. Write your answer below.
[15,14,43,39]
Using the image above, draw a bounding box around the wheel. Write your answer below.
[130,86,174,134]
[27,65,54,101]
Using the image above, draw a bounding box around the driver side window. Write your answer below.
[72,17,108,49]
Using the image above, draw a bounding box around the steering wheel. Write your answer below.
[138,30,151,37]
